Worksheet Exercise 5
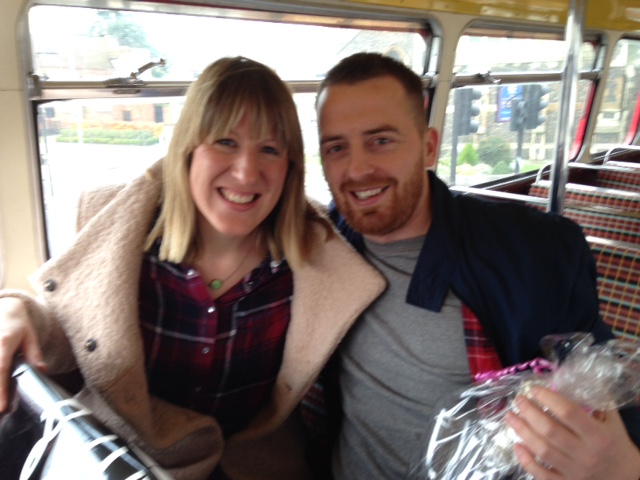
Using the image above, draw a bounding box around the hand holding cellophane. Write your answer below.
[409,332,640,480]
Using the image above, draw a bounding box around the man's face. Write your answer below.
[317,75,438,243]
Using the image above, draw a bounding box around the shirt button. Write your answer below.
[207,306,216,313]
[201,347,211,354]
[85,338,97,352]
[43,279,57,292]
[186,269,196,278]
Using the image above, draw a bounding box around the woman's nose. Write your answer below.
[232,148,259,184]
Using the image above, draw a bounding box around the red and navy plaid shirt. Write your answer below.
[138,245,293,438]
[461,304,503,377]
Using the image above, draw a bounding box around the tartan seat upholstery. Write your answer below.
[594,168,640,193]
[529,181,640,211]
[527,181,640,342]
[528,182,640,244]
[587,236,640,342]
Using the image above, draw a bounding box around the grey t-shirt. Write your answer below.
[332,235,471,479]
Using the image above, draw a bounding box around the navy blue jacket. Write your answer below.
[330,170,640,446]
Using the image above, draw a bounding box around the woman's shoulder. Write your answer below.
[76,161,163,232]
[76,184,127,232]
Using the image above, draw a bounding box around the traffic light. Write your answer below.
[523,84,550,129]
[455,87,482,135]
[509,98,525,132]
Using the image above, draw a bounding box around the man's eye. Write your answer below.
[373,137,390,145]
[326,144,343,155]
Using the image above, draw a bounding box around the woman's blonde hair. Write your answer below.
[145,56,329,269]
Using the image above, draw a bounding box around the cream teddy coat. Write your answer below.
[1,160,385,479]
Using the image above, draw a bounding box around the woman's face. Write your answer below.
[189,113,289,242]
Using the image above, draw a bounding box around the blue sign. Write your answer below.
[497,85,522,122]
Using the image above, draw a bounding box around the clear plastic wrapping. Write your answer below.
[408,333,640,480]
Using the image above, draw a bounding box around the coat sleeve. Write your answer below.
[0,288,76,373]
[0,186,124,373]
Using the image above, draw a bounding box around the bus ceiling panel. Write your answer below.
[34,0,430,28]
[344,0,640,33]
[32,0,640,32]
[137,0,441,24]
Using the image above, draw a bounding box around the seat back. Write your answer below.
[588,237,640,342]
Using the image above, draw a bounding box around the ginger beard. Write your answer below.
[330,150,427,237]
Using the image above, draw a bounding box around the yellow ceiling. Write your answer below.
[347,0,640,32]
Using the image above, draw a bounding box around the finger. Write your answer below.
[513,442,561,480]
[506,397,574,471]
[0,368,7,412]
[21,325,46,372]
[0,333,18,412]
[528,386,601,440]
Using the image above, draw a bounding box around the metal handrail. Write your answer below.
[603,145,640,164]
[450,186,548,206]
[548,0,585,215]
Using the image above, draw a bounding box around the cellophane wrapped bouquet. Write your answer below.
[408,332,640,480]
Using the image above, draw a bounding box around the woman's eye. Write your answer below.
[216,138,235,147]
[262,145,280,155]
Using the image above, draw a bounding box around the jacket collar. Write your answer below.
[406,170,463,312]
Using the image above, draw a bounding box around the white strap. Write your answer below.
[20,398,92,480]
[19,398,173,480]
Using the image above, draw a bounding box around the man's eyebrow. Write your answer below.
[320,134,343,145]
[320,125,400,145]
[365,124,399,135]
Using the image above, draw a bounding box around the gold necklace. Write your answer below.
[207,249,253,290]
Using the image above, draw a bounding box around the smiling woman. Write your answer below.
[0,54,385,479]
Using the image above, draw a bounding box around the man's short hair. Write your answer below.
[318,52,427,127]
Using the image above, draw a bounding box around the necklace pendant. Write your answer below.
[209,279,223,290]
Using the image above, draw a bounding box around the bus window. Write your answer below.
[37,97,179,257]
[436,31,595,186]
[28,4,426,258]
[590,38,640,153]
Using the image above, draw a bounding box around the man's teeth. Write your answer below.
[354,187,384,200]
[222,190,256,204]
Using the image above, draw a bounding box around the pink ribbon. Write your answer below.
[473,357,555,383]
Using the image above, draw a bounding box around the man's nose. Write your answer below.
[346,147,375,178]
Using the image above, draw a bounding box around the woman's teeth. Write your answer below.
[222,189,256,204]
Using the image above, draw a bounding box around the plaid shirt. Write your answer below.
[462,304,503,377]
[138,246,293,438]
